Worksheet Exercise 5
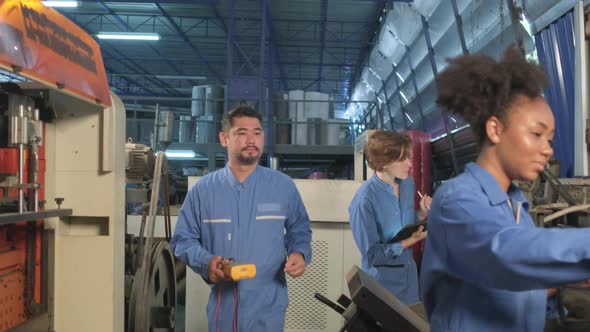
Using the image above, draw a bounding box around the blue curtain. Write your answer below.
[535,10,575,178]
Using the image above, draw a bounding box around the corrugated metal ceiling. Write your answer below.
[52,0,384,116]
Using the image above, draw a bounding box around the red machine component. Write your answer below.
[0,235,26,330]
[419,133,432,198]
[405,130,432,207]
[0,125,45,331]
[404,130,432,270]
[0,149,18,174]
[0,148,27,200]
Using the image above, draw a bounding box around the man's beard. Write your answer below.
[237,154,259,165]
[235,147,260,165]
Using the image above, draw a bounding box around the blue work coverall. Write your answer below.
[348,174,419,304]
[171,165,312,332]
[421,162,590,332]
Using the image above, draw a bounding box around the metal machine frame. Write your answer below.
[0,2,127,330]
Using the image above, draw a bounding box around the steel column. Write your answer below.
[317,0,328,91]
[422,15,460,174]
[382,79,395,130]
[225,0,235,112]
[259,0,266,115]
[450,0,469,54]
[267,18,275,161]
[391,66,408,129]
[264,0,289,91]
[405,46,426,131]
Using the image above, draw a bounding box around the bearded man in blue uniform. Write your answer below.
[171,105,312,332]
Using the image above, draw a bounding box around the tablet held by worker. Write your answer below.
[389,222,427,243]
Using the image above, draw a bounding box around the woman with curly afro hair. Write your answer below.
[420,46,590,332]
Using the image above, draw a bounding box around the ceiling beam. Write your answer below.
[317,0,327,91]
[210,3,258,74]
[262,0,288,90]
[96,2,202,87]
[102,47,183,95]
[155,3,225,83]
[61,11,181,95]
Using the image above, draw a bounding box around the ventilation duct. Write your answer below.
[411,0,441,19]
[377,27,405,65]
[369,48,393,81]
[384,3,422,46]
[350,0,556,133]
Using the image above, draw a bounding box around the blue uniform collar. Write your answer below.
[223,163,261,188]
[371,173,396,192]
[370,173,411,193]
[371,173,393,191]
[464,162,528,207]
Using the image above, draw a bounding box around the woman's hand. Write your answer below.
[417,193,432,221]
[401,226,427,249]
[420,194,432,213]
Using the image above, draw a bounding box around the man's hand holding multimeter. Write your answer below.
[208,256,230,283]
[208,256,256,283]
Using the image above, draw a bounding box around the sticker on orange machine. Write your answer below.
[0,0,111,106]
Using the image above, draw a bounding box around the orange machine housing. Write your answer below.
[0,128,46,331]
[0,0,111,329]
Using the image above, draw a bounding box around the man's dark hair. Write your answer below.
[221,105,263,132]
[436,46,548,144]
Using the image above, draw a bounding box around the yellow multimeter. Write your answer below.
[222,259,257,281]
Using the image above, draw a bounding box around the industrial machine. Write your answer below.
[0,83,48,331]
[0,2,125,331]
[124,141,177,331]
[520,166,590,331]
[316,266,429,332]
[0,85,126,332]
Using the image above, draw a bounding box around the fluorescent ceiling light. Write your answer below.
[399,91,409,104]
[165,150,196,159]
[432,124,470,141]
[404,113,414,124]
[42,1,78,7]
[97,32,160,41]
[109,73,206,80]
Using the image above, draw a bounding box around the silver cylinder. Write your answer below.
[306,118,322,145]
[18,144,24,213]
[9,104,27,145]
[33,108,43,146]
[195,85,224,144]
[20,106,28,144]
[29,141,39,212]
[9,113,19,144]
[205,86,224,117]
[269,156,279,170]
[152,104,160,148]
[322,119,348,145]
[194,115,211,144]
[208,86,224,143]
[30,109,41,212]
[178,115,193,144]
[157,111,175,144]
[191,86,206,117]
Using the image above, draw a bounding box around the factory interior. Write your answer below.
[1,0,590,331]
